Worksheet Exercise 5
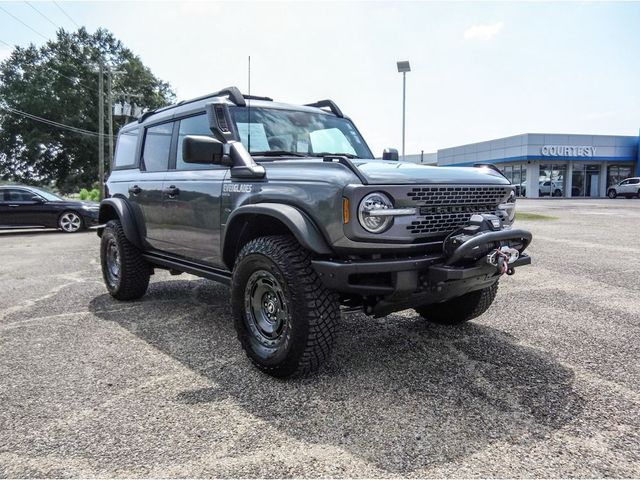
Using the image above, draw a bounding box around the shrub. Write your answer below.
[79,188,90,200]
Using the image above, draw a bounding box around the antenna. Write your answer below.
[247,55,251,153]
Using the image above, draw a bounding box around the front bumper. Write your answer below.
[311,227,532,316]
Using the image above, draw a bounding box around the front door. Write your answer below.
[156,113,228,266]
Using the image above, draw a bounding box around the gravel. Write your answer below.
[0,198,639,477]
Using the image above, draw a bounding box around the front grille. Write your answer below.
[404,185,511,238]
[406,185,511,205]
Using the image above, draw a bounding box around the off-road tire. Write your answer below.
[231,235,339,378]
[608,189,617,199]
[414,281,499,325]
[100,219,150,300]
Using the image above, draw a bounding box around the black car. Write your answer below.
[0,185,99,233]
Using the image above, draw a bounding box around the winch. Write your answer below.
[443,213,529,275]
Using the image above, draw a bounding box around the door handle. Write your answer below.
[163,185,180,197]
[8,204,20,207]
[128,185,142,195]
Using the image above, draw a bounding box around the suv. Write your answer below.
[98,87,532,378]
[607,177,640,198]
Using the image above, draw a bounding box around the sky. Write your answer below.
[1,0,639,156]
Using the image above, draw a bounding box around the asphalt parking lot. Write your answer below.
[1,198,639,477]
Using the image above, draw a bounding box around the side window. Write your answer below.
[629,179,640,185]
[620,180,630,185]
[113,129,139,168]
[142,123,173,172]
[2,189,33,201]
[176,114,215,170]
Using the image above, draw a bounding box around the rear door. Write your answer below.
[157,113,228,266]
[132,121,173,249]
[0,188,41,227]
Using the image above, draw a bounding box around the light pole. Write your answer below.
[397,60,411,160]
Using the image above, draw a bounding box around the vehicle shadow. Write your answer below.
[89,279,583,474]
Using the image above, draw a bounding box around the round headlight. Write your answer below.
[358,192,394,233]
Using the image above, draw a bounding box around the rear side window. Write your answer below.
[142,123,173,172]
[176,114,215,170]
[1,189,33,201]
[629,179,640,185]
[114,129,139,168]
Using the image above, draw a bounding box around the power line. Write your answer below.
[52,1,80,29]
[0,4,49,41]
[0,104,113,138]
[25,1,61,30]
[0,39,11,48]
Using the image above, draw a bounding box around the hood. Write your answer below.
[353,160,510,185]
[51,199,99,208]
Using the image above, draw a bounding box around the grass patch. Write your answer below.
[516,212,558,221]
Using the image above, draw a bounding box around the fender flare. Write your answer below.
[223,203,333,261]
[97,197,144,249]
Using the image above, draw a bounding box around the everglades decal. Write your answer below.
[223,183,254,193]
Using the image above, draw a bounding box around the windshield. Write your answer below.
[29,186,64,201]
[229,107,373,159]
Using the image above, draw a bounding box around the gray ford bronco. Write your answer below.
[98,87,532,378]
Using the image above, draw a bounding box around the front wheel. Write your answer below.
[231,235,339,378]
[414,282,499,325]
[59,211,84,233]
[608,189,617,199]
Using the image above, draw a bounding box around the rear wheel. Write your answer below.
[59,211,84,233]
[414,282,499,325]
[100,219,150,300]
[608,189,617,199]
[231,235,339,378]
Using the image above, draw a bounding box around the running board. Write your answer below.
[142,252,232,285]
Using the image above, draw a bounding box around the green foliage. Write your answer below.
[78,187,99,201]
[0,28,175,191]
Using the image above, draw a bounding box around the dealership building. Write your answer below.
[431,133,640,198]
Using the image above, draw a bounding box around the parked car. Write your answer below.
[97,86,532,378]
[607,177,640,198]
[0,185,99,233]
[539,180,564,197]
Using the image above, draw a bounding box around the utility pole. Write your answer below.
[107,68,114,176]
[98,61,105,201]
[396,61,411,161]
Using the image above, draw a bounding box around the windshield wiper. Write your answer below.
[252,150,306,157]
[310,152,360,159]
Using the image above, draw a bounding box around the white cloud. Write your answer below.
[464,21,504,40]
[0,47,11,61]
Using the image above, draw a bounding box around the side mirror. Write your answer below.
[382,148,399,161]
[182,135,228,165]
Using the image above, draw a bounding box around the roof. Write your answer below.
[120,86,341,132]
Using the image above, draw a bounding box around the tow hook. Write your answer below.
[487,246,520,275]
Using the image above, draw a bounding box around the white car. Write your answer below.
[607,177,640,199]
[539,180,564,197]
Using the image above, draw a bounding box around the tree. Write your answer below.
[0,28,175,192]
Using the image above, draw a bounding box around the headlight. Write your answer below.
[497,190,516,225]
[358,192,394,233]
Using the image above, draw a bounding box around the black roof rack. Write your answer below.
[138,86,246,123]
[243,94,273,101]
[304,99,343,118]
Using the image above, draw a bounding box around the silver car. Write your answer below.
[607,177,640,198]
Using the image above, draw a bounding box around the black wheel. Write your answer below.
[414,282,499,325]
[231,235,339,378]
[553,189,562,197]
[100,219,150,300]
[608,189,617,199]
[59,210,84,233]
[637,189,640,198]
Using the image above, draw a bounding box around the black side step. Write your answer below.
[142,252,232,285]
